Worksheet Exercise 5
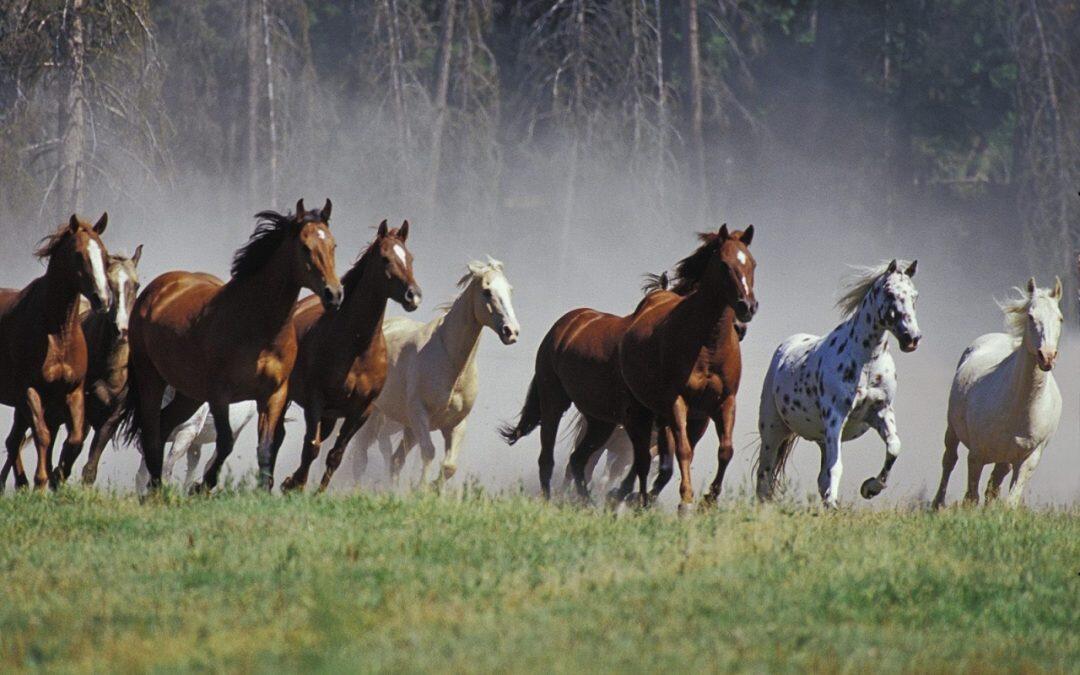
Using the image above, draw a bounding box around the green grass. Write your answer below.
[0,488,1076,673]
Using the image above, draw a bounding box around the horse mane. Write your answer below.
[232,208,322,279]
[835,260,911,317]
[997,287,1041,337]
[665,232,723,295]
[34,223,75,260]
[640,271,670,295]
[340,238,381,295]
[438,258,504,313]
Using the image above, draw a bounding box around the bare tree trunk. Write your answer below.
[654,0,667,210]
[246,0,261,205]
[57,0,87,215]
[429,0,457,212]
[260,0,278,205]
[683,0,705,215]
[382,0,408,184]
[630,0,643,158]
[559,0,586,272]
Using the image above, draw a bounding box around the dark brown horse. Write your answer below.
[0,214,112,489]
[277,219,421,492]
[615,225,757,511]
[121,199,342,492]
[499,281,662,500]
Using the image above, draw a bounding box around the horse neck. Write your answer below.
[436,284,484,375]
[224,245,304,339]
[834,295,889,365]
[1006,336,1050,403]
[43,255,82,335]
[337,261,391,354]
[678,278,736,345]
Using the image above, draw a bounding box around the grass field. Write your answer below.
[0,488,1076,673]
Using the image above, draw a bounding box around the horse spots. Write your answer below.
[828,336,837,347]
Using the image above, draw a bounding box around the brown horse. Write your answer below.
[499,280,663,500]
[614,225,757,511]
[277,219,421,493]
[0,214,112,489]
[121,199,342,492]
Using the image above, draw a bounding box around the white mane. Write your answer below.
[438,257,506,313]
[835,260,910,317]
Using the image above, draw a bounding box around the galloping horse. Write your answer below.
[934,278,1063,507]
[350,258,519,485]
[0,214,112,489]
[756,259,921,507]
[615,225,758,511]
[122,199,342,492]
[277,219,421,493]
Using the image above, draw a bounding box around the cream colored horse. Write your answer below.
[934,278,1064,507]
[351,259,519,484]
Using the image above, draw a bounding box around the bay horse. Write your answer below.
[350,258,519,486]
[756,259,921,508]
[615,225,758,512]
[276,219,421,493]
[122,199,342,492]
[934,278,1062,507]
[0,213,112,489]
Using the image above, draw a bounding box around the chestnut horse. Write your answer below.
[277,219,421,493]
[499,276,668,500]
[0,214,112,489]
[615,225,757,511]
[121,199,342,492]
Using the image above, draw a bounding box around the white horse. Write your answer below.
[351,258,520,484]
[136,389,257,491]
[756,259,922,507]
[933,278,1063,508]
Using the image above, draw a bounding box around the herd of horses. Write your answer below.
[0,201,1065,510]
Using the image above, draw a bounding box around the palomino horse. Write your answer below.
[0,214,112,489]
[350,258,520,485]
[615,225,758,511]
[122,199,342,492]
[756,259,921,507]
[934,278,1063,507]
[1,246,142,487]
[277,219,421,493]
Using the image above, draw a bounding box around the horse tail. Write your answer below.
[498,377,542,446]
[118,366,144,452]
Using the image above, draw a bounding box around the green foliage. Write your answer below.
[0,489,1076,671]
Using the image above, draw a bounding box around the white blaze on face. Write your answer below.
[316,229,327,240]
[114,268,131,332]
[393,244,407,266]
[736,250,747,265]
[87,239,109,303]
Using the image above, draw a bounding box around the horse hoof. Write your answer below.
[860,477,885,500]
[678,502,696,517]
[188,482,209,496]
[280,477,299,493]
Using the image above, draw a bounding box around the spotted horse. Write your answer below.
[755,259,921,507]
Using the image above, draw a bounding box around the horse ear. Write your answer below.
[69,214,80,232]
[399,220,409,242]
[1026,277,1037,294]
[132,244,143,266]
[295,199,306,218]
[1050,276,1062,300]
[377,219,389,237]
[740,225,754,246]
[93,212,108,234]
[904,260,917,277]
[718,224,730,239]
[887,259,898,274]
[320,198,332,224]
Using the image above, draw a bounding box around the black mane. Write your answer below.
[231,208,323,279]
[664,231,723,295]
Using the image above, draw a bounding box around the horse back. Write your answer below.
[538,307,632,421]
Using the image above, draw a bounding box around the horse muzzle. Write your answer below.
[402,287,422,312]
[899,333,921,352]
[1037,349,1057,371]
[734,298,758,323]
[498,324,519,345]
[321,285,344,310]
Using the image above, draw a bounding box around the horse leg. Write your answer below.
[932,426,960,509]
[861,405,902,500]
[818,416,845,507]
[24,388,52,490]
[668,398,698,513]
[318,408,370,493]
[567,417,615,501]
[131,361,167,492]
[647,426,674,500]
[82,403,123,485]
[704,396,737,504]
[281,406,324,493]
[255,386,288,491]
[195,401,234,493]
[985,463,1009,502]
[438,419,467,483]
[756,388,795,502]
[626,406,655,508]
[163,406,207,483]
[1005,444,1044,508]
[54,387,87,485]
[963,456,985,505]
[349,412,380,482]
[389,427,416,485]
[4,409,31,490]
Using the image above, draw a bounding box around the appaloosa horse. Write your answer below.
[277,219,421,493]
[0,214,112,489]
[121,199,342,492]
[615,225,758,511]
